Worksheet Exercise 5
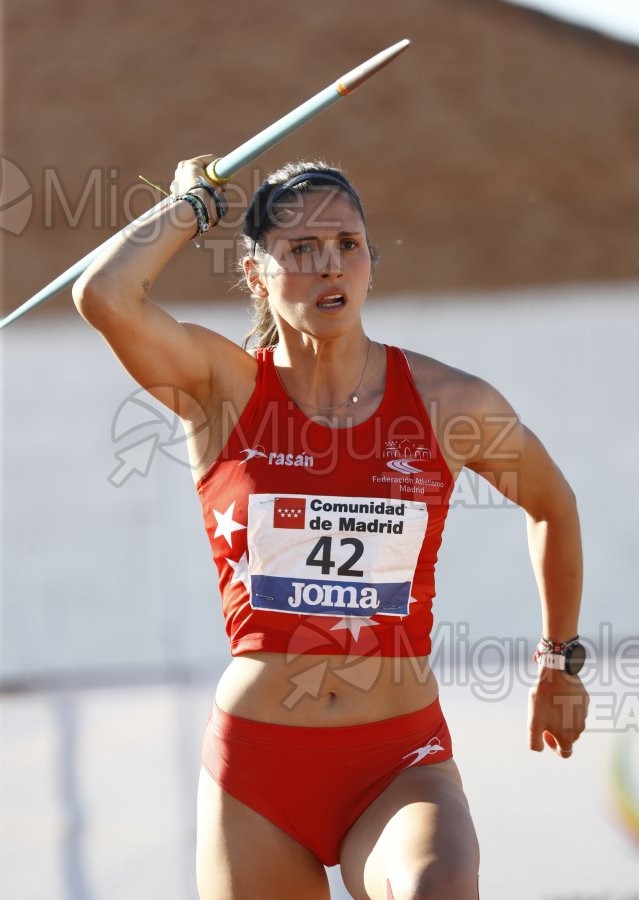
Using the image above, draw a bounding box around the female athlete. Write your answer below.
[73,154,589,900]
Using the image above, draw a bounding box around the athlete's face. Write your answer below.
[248,189,373,339]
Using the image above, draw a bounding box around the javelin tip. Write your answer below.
[336,38,411,95]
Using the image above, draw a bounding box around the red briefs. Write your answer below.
[202,698,453,867]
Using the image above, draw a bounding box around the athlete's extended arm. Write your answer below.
[72,156,254,419]
[460,378,589,758]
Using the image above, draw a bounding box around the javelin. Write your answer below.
[0,38,410,330]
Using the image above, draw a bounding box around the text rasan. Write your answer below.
[269,452,314,467]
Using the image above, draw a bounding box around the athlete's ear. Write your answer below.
[243,256,268,298]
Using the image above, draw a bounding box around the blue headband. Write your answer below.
[250,172,362,252]
[268,172,352,206]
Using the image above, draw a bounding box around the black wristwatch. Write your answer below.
[533,636,586,676]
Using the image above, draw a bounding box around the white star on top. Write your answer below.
[330,616,379,642]
[226,552,250,591]
[213,501,246,549]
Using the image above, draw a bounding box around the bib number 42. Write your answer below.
[305,536,364,578]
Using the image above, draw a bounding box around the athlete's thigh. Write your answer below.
[196,767,330,900]
[339,760,480,900]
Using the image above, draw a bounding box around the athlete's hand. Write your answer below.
[170,155,227,214]
[528,669,589,758]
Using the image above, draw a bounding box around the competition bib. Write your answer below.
[247,493,428,618]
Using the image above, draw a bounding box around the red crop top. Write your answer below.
[196,345,453,658]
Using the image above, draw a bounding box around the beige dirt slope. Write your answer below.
[2,0,639,316]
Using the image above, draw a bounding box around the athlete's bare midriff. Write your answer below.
[214,652,440,727]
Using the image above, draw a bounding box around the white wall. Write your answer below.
[2,285,639,898]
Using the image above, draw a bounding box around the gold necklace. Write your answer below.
[282,338,373,411]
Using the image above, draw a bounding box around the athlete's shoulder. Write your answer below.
[400,348,511,417]
[400,347,481,398]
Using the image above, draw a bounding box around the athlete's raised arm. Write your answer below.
[72,155,255,420]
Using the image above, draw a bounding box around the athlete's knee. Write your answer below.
[389,856,479,900]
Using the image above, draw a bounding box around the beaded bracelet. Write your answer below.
[191,178,228,224]
[171,192,210,239]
